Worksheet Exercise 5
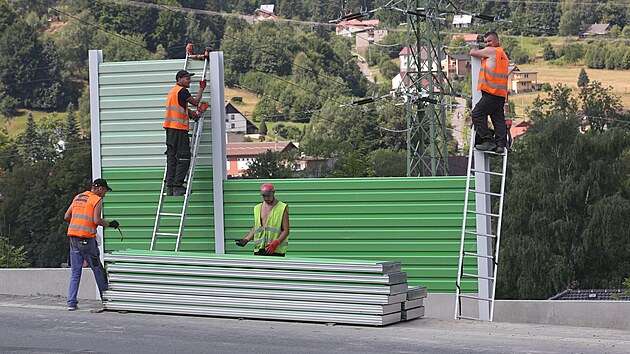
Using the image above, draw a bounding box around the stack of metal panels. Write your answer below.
[103,250,427,326]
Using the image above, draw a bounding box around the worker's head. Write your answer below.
[260,183,275,204]
[483,31,500,47]
[176,70,194,88]
[91,178,112,197]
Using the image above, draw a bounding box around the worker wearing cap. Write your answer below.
[163,70,206,196]
[470,31,511,154]
[236,183,290,256]
[64,178,120,311]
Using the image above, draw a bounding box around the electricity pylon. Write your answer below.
[403,0,453,176]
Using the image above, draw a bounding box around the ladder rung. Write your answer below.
[465,231,496,238]
[462,273,495,281]
[458,294,493,302]
[470,169,504,177]
[467,210,500,218]
[475,149,505,155]
[159,213,183,217]
[468,190,502,197]
[456,315,485,321]
[463,252,494,259]
[155,232,179,237]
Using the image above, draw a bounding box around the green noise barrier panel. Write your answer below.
[96,58,215,252]
[104,250,427,326]
[223,177,477,293]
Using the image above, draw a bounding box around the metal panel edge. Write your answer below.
[210,51,227,254]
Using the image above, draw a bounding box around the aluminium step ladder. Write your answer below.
[150,45,210,251]
[454,127,509,321]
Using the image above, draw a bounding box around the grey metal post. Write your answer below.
[470,55,493,321]
[88,49,104,300]
[210,52,227,254]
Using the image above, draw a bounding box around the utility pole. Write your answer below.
[403,0,452,176]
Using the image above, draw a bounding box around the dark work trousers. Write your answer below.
[471,91,508,147]
[165,128,191,187]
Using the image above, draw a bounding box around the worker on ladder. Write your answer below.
[164,70,207,196]
[470,31,511,154]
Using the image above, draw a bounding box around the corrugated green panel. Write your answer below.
[98,59,211,169]
[222,177,476,293]
[101,167,214,253]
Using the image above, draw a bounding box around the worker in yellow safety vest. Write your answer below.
[235,183,290,256]
[163,70,206,196]
[470,31,511,154]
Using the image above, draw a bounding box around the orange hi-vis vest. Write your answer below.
[67,191,102,238]
[163,84,189,131]
[478,46,509,98]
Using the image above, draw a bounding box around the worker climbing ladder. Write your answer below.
[151,44,210,252]
[454,127,509,321]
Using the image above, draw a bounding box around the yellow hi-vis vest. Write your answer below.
[67,191,101,238]
[477,46,509,98]
[253,201,288,254]
[163,84,189,131]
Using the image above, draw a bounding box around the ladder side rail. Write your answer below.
[455,126,476,319]
[489,149,509,321]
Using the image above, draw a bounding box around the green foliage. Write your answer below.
[330,151,373,178]
[499,84,630,299]
[378,59,399,81]
[543,43,556,61]
[611,278,630,299]
[579,81,625,131]
[577,68,590,87]
[259,118,268,135]
[0,236,28,268]
[245,150,296,179]
[153,9,187,58]
[252,98,278,122]
[367,149,406,177]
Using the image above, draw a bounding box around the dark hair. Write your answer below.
[484,31,499,39]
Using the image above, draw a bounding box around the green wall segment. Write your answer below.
[97,58,215,252]
[222,177,477,292]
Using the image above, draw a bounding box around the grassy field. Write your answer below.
[225,87,259,118]
[5,110,68,137]
[511,62,630,119]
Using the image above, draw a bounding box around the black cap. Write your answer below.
[176,70,194,80]
[92,178,112,191]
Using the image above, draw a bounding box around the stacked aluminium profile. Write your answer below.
[103,250,426,326]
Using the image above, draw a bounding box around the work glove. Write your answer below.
[108,220,120,229]
[190,110,199,121]
[235,238,249,247]
[199,80,207,90]
[265,240,280,254]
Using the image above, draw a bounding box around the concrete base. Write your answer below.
[0,268,98,300]
[1,270,629,330]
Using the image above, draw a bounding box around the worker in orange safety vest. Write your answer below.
[470,31,511,154]
[163,70,206,196]
[64,178,119,311]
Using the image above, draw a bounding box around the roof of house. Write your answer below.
[227,141,296,157]
[510,120,529,138]
[452,34,479,42]
[452,14,472,25]
[549,289,630,301]
[583,23,611,35]
[257,4,275,14]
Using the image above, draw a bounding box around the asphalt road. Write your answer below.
[0,294,628,354]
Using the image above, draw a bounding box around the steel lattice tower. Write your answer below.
[404,0,452,176]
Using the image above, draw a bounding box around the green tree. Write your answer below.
[253,97,278,122]
[0,236,28,268]
[330,151,373,178]
[367,149,406,177]
[498,87,630,300]
[153,8,187,58]
[577,68,590,88]
[245,150,296,179]
[579,81,624,131]
[543,43,556,61]
[259,118,268,135]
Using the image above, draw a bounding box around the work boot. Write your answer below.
[475,140,497,152]
[494,145,505,154]
[172,186,186,196]
[67,305,78,311]
[166,187,174,196]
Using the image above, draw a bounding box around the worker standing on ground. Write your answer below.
[164,70,206,196]
[470,31,511,154]
[235,183,290,256]
[64,178,119,311]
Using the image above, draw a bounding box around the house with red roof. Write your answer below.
[227,141,297,177]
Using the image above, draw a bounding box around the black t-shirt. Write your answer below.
[177,87,191,109]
